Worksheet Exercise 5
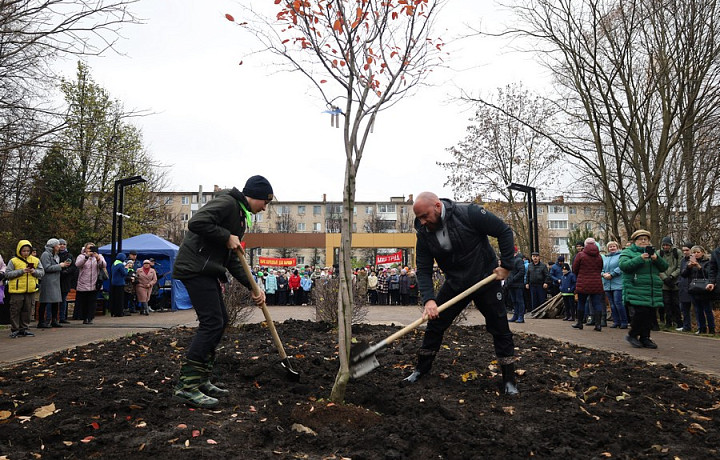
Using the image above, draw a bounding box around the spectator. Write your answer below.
[507,251,527,323]
[38,238,70,328]
[572,237,606,331]
[110,253,129,317]
[264,270,277,305]
[135,260,157,316]
[367,270,378,305]
[57,239,76,324]
[602,241,628,329]
[300,272,313,305]
[277,270,289,305]
[676,242,694,332]
[525,252,549,312]
[76,243,107,324]
[398,268,410,305]
[0,254,5,307]
[388,268,400,305]
[5,240,44,337]
[548,255,564,296]
[288,269,301,305]
[559,263,577,321]
[620,229,668,349]
[408,269,419,306]
[124,262,138,314]
[682,245,715,335]
[148,258,162,312]
[377,269,389,305]
[658,236,682,330]
[356,268,368,304]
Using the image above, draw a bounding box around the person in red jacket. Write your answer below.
[572,237,606,331]
[288,269,302,305]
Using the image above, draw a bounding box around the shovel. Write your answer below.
[350,273,498,379]
[235,248,300,382]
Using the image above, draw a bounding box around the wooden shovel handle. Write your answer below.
[381,273,498,346]
[234,248,288,360]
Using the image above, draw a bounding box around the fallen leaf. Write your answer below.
[225,13,234,22]
[569,370,579,378]
[91,422,100,430]
[136,421,147,428]
[0,410,11,420]
[177,423,187,429]
[461,370,478,382]
[600,453,612,458]
[33,403,56,419]
[616,392,631,401]
[249,406,257,412]
[207,439,218,444]
[80,436,94,443]
[192,430,200,437]
[62,441,73,446]
[678,383,690,391]
[688,423,706,434]
[185,439,190,447]
[502,406,515,415]
[291,423,318,436]
[689,412,712,422]
[516,369,527,376]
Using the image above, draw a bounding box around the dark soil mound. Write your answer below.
[1,320,718,459]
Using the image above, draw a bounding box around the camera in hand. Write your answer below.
[88,246,98,253]
[27,262,34,269]
[645,245,655,256]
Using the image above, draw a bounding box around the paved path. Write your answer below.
[1,306,718,377]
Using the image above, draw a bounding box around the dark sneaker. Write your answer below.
[59,320,71,324]
[625,335,643,348]
[20,331,35,337]
[9,331,19,338]
[51,322,63,328]
[640,337,658,349]
[402,370,425,385]
[515,317,525,323]
[199,381,230,398]
[37,323,51,329]
[173,388,219,409]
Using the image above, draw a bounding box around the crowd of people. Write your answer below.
[1,239,164,338]
[506,231,720,348]
[249,265,421,306]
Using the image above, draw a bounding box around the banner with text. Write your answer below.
[376,251,402,265]
[259,257,297,267]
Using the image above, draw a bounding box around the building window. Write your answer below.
[366,206,374,214]
[571,223,579,230]
[164,196,173,205]
[553,237,568,247]
[181,196,189,205]
[192,195,198,204]
[297,222,306,231]
[327,204,342,214]
[584,206,591,214]
[313,205,322,215]
[352,222,357,232]
[353,206,357,215]
[585,222,593,230]
[548,220,568,229]
[297,256,305,265]
[378,204,396,213]
[313,222,322,232]
[181,213,189,221]
[277,205,290,215]
[202,195,208,203]
[298,205,306,215]
[538,207,544,214]
[551,205,566,213]
[568,206,576,214]
[253,213,263,223]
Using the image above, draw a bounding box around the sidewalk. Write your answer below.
[1,306,718,377]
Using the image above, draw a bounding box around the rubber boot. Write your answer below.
[593,312,602,331]
[202,352,229,397]
[572,313,585,329]
[403,349,436,384]
[501,363,519,395]
[174,359,219,408]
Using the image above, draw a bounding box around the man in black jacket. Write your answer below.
[172,175,272,408]
[507,250,527,323]
[403,192,519,395]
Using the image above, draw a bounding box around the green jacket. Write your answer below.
[658,247,682,291]
[619,244,668,308]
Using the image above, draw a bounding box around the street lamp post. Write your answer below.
[111,175,146,260]
[507,183,539,255]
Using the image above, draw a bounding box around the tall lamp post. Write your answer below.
[507,183,539,255]
[111,175,146,260]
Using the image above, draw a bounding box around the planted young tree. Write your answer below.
[231,0,447,402]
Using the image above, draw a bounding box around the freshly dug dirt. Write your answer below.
[0,320,718,459]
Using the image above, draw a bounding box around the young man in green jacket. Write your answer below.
[172,175,273,408]
[619,229,669,349]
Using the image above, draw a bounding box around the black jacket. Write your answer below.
[506,255,526,289]
[58,249,77,293]
[415,199,514,304]
[173,187,251,288]
[527,261,549,285]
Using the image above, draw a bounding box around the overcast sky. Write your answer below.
[68,0,548,202]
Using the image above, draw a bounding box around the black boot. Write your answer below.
[600,313,607,327]
[594,312,602,331]
[402,349,436,384]
[572,313,585,329]
[501,363,519,395]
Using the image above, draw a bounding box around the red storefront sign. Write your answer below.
[375,251,402,265]
[259,257,297,267]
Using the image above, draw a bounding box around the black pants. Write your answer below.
[389,289,399,305]
[661,290,681,327]
[110,285,125,316]
[417,280,515,373]
[628,304,654,339]
[266,292,276,305]
[76,290,97,321]
[368,290,378,305]
[277,290,288,306]
[38,302,58,325]
[184,276,228,363]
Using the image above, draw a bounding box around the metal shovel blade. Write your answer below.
[350,354,380,379]
[280,358,300,382]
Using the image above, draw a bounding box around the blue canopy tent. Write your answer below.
[98,234,191,311]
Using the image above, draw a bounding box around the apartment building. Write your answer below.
[535,197,608,258]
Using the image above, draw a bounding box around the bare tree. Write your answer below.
[233,0,447,402]
[505,0,720,243]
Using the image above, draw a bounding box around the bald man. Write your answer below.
[405,192,519,395]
